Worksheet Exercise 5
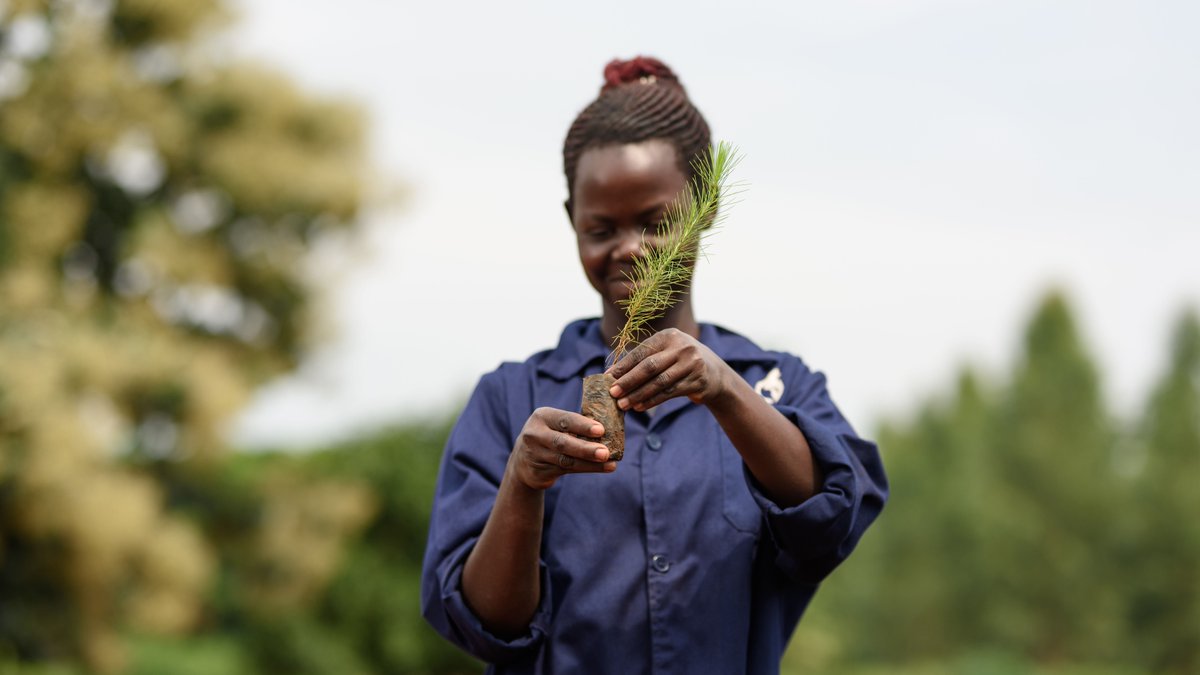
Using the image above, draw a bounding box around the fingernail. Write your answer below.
[591,425,604,437]
[595,448,610,461]
[604,462,618,472]
[617,398,629,410]
[609,385,623,397]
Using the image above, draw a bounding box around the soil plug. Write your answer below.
[581,373,625,460]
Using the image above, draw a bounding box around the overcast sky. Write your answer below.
[227,0,1199,449]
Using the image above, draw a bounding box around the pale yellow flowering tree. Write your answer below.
[0,0,374,670]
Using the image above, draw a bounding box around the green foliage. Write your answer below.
[127,634,251,675]
[79,421,481,675]
[1125,310,1200,673]
[985,292,1124,659]
[793,292,1199,674]
[782,649,1147,675]
[242,618,372,675]
[612,141,739,359]
[0,0,370,671]
[297,421,482,675]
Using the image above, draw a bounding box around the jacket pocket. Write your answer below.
[719,434,763,535]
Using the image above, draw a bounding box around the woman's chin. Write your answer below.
[605,278,636,303]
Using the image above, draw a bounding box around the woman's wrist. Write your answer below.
[702,362,749,415]
[503,456,550,503]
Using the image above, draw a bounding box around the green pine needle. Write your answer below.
[611,141,743,361]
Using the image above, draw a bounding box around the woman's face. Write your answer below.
[569,139,688,308]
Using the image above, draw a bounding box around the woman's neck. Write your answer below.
[600,294,699,351]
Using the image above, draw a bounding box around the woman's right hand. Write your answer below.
[508,407,617,490]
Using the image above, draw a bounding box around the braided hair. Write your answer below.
[563,56,712,204]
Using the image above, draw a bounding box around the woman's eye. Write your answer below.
[639,222,668,240]
[586,227,612,240]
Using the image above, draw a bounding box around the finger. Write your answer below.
[554,453,618,474]
[612,349,680,401]
[535,407,605,438]
[573,459,619,474]
[531,448,617,474]
[619,362,690,409]
[634,371,704,410]
[606,331,669,381]
[534,426,613,462]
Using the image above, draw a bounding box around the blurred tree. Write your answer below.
[1127,309,1200,672]
[987,292,1124,660]
[139,421,482,675]
[0,0,369,671]
[291,421,481,675]
[795,366,1000,667]
[795,291,1137,672]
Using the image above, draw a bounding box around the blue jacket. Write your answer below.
[421,318,888,674]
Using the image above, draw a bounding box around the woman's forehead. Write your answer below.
[574,140,685,208]
[576,140,677,176]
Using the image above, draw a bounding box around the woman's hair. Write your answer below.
[563,56,711,203]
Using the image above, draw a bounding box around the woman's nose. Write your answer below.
[612,228,646,261]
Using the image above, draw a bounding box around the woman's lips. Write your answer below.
[607,266,636,284]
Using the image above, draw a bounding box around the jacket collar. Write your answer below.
[535,318,780,382]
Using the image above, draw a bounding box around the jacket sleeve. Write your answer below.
[744,356,889,583]
[420,366,552,664]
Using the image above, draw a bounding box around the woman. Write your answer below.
[421,56,887,674]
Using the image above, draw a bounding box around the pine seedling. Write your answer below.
[610,141,742,361]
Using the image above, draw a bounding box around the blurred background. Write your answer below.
[0,0,1196,673]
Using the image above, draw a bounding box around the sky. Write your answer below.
[226,0,1200,448]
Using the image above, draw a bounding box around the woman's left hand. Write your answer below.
[606,328,733,411]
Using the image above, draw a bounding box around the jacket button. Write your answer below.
[646,433,662,450]
[651,554,670,573]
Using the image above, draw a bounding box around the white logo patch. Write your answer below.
[754,367,784,405]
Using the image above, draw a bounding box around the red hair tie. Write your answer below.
[601,56,679,93]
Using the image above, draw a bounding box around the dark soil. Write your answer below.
[581,373,625,460]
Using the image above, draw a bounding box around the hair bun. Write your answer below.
[601,56,681,93]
